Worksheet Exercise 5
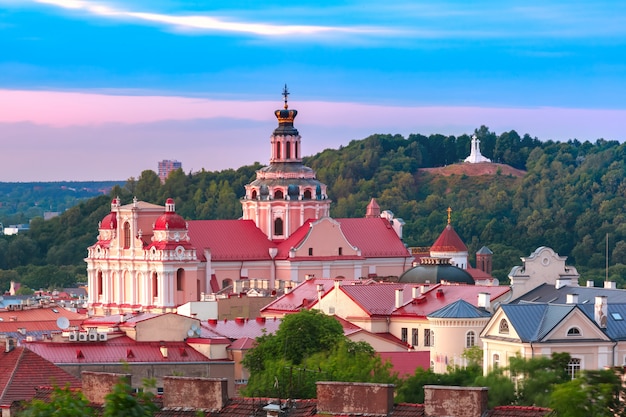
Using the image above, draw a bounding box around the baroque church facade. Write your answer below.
[85,91,413,316]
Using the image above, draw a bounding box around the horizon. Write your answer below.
[1,1,625,182]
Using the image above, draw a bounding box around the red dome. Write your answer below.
[100,212,117,230]
[154,212,187,230]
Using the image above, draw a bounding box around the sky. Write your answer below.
[1,0,625,182]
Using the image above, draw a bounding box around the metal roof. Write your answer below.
[427,299,491,319]
[512,283,626,305]
[499,304,575,342]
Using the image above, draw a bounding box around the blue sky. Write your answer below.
[1,0,625,181]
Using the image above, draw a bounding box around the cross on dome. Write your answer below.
[282,84,289,109]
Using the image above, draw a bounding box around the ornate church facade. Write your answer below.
[85,89,412,316]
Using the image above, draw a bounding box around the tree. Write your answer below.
[508,352,571,406]
[17,384,95,417]
[102,377,158,417]
[242,310,354,398]
[550,369,624,417]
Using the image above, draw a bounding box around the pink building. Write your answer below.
[85,91,412,316]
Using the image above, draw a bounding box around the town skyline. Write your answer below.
[1,0,625,182]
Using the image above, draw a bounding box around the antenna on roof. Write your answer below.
[56,316,70,330]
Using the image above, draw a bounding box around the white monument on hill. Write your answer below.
[464,135,491,163]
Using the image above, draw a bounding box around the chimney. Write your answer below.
[555,278,570,289]
[317,382,394,415]
[424,386,489,417]
[317,284,324,301]
[436,289,444,298]
[4,337,16,353]
[163,376,228,410]
[420,284,429,294]
[412,286,420,299]
[263,403,282,417]
[594,296,608,328]
[477,292,490,310]
[256,316,266,324]
[82,372,131,405]
[566,293,579,304]
[395,288,404,309]
[587,280,595,287]
[604,281,617,289]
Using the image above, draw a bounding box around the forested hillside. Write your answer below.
[2,126,625,292]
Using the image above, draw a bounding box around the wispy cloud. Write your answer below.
[32,0,385,36]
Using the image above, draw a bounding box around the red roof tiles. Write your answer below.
[430,224,468,252]
[0,346,81,406]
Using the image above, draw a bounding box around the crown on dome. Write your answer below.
[274,84,298,130]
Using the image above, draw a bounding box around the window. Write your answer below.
[412,328,419,347]
[499,319,510,334]
[123,222,131,249]
[567,327,581,336]
[424,329,434,347]
[251,190,257,199]
[286,142,291,159]
[152,272,158,298]
[176,269,184,291]
[276,142,281,159]
[308,248,313,256]
[274,190,284,199]
[466,330,476,348]
[338,247,343,256]
[303,189,312,199]
[612,312,623,321]
[401,328,408,343]
[568,358,581,379]
[493,353,500,369]
[274,218,284,236]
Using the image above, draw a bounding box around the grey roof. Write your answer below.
[512,283,626,305]
[578,303,626,340]
[476,246,493,255]
[428,299,491,319]
[499,304,576,342]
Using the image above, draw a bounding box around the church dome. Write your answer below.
[431,224,468,252]
[100,212,117,230]
[99,197,120,230]
[398,257,474,285]
[154,198,187,230]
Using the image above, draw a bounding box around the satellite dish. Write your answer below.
[187,329,195,337]
[191,323,199,331]
[57,316,70,330]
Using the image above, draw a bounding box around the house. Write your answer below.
[85,92,412,316]
[0,337,82,417]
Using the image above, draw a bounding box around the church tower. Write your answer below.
[241,86,331,240]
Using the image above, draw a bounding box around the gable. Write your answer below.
[480,308,523,342]
[543,308,609,342]
[291,217,358,258]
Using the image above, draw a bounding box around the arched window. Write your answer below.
[286,142,291,159]
[568,358,581,379]
[276,142,281,159]
[466,330,476,348]
[499,319,509,334]
[274,218,284,236]
[274,190,284,199]
[152,272,158,299]
[96,271,103,297]
[567,327,581,337]
[251,190,257,199]
[295,142,299,159]
[123,222,131,249]
[222,278,233,289]
[303,189,312,199]
[493,353,500,368]
[176,268,184,291]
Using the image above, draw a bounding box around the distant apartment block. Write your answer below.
[158,159,182,183]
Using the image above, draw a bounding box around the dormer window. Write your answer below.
[567,327,581,337]
[499,319,509,334]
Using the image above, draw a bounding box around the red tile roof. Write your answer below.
[0,308,86,333]
[201,317,282,340]
[187,220,275,261]
[392,284,509,318]
[484,405,554,417]
[335,217,411,258]
[23,336,211,364]
[378,351,430,377]
[261,278,362,315]
[430,224,468,252]
[0,346,81,407]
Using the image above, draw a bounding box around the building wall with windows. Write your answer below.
[427,316,490,373]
